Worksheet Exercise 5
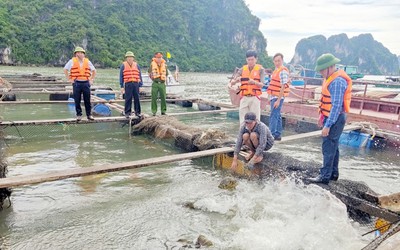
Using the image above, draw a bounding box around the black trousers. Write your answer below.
[124,82,141,115]
[73,80,91,116]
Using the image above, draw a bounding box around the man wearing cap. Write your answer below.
[231,112,274,170]
[229,50,265,124]
[307,53,352,184]
[63,46,96,121]
[119,51,143,118]
[149,52,168,116]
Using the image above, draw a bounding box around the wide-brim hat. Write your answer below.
[74,46,86,54]
[125,51,135,58]
[315,53,340,71]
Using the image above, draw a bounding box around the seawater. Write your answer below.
[0,67,399,249]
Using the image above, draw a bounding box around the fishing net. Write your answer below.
[132,116,232,151]
[0,130,11,209]
[0,121,129,142]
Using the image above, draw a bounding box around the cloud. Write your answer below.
[339,0,375,5]
[245,0,400,59]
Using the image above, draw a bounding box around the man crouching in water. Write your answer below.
[231,112,274,170]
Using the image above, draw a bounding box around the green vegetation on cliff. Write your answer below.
[291,33,399,75]
[0,0,272,71]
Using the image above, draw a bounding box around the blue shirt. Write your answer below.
[324,77,348,128]
[119,63,143,88]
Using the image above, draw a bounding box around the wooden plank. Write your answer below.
[0,100,125,105]
[332,190,400,223]
[91,96,124,113]
[7,88,69,92]
[0,116,130,126]
[192,99,237,109]
[6,90,119,94]
[0,147,234,188]
[0,98,195,105]
[167,109,238,116]
[278,124,362,142]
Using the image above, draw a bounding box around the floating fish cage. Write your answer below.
[0,73,399,249]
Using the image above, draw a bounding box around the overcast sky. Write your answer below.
[245,0,400,62]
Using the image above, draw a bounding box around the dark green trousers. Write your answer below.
[151,80,167,114]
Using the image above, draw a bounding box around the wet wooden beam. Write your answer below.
[0,98,196,105]
[167,109,238,116]
[0,100,125,105]
[330,190,400,223]
[0,147,234,188]
[278,124,362,142]
[91,95,124,113]
[0,116,130,126]
[192,99,237,109]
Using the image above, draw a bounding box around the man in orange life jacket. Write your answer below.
[307,53,352,184]
[119,51,143,118]
[63,47,96,121]
[149,52,168,116]
[266,53,290,141]
[229,50,265,124]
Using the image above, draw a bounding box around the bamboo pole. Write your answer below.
[0,125,364,188]
[0,147,234,188]
[278,124,362,142]
[0,117,130,126]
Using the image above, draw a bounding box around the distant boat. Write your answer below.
[336,64,364,80]
[140,62,185,94]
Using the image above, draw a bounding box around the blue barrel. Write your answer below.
[92,104,112,117]
[339,131,372,148]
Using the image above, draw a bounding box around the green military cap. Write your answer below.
[315,53,340,71]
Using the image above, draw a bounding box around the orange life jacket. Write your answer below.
[69,57,91,81]
[267,66,290,97]
[151,58,167,81]
[319,69,352,117]
[239,64,262,96]
[123,61,140,83]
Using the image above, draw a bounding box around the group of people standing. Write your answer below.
[229,50,352,185]
[64,46,352,185]
[63,47,169,121]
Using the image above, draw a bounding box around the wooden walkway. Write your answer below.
[0,125,361,188]
[0,147,234,188]
[0,109,239,127]
[0,116,130,126]
[278,124,362,142]
[0,98,199,105]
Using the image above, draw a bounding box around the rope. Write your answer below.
[362,219,400,236]
[362,221,400,250]
[350,121,379,133]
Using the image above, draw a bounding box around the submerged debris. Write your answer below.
[183,201,196,210]
[195,234,213,248]
[218,176,238,190]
